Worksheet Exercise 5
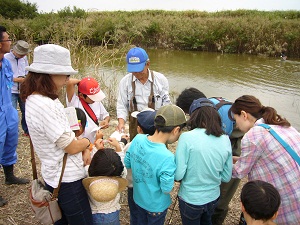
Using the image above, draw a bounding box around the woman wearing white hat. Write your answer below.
[20,44,93,225]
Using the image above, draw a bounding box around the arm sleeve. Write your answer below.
[221,138,233,182]
[117,75,130,121]
[160,75,171,106]
[159,155,176,194]
[55,131,76,150]
[232,133,262,179]
[175,135,188,181]
[124,141,133,169]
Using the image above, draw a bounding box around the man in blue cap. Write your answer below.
[116,47,171,140]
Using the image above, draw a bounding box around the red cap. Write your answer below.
[78,77,105,102]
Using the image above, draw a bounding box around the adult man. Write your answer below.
[4,40,30,136]
[0,26,29,207]
[117,47,171,140]
[176,87,244,225]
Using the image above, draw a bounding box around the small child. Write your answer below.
[66,76,110,143]
[125,105,187,225]
[240,180,281,225]
[126,108,156,225]
[83,147,128,225]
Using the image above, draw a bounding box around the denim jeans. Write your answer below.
[11,93,28,134]
[45,179,93,225]
[136,203,168,225]
[92,210,120,225]
[127,187,138,225]
[178,196,219,225]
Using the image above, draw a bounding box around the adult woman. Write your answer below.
[230,95,300,225]
[175,98,232,225]
[20,44,93,225]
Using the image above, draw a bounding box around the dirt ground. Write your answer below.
[0,119,246,225]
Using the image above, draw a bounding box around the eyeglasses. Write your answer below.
[0,39,12,42]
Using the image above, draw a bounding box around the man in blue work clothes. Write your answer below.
[0,26,29,207]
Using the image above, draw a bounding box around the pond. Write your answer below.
[100,49,300,130]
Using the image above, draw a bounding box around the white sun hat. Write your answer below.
[26,44,78,75]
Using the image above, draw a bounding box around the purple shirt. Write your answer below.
[233,118,300,225]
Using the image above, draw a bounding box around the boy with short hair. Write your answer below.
[124,105,187,225]
[240,180,281,225]
[126,109,156,225]
[66,77,110,142]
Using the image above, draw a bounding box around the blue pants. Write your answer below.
[11,93,28,134]
[178,196,219,225]
[45,179,93,225]
[136,203,168,225]
[127,187,138,225]
[92,210,120,225]
[0,106,18,166]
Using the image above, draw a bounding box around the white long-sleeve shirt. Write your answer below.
[117,69,171,121]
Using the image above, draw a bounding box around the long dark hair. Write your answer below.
[230,95,290,127]
[189,106,224,137]
[20,72,58,101]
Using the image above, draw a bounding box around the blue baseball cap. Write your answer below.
[126,47,149,73]
[189,98,215,115]
[131,108,156,133]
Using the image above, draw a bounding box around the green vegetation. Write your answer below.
[0,0,38,19]
[2,9,300,57]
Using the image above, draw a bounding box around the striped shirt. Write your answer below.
[232,119,300,225]
[26,94,86,188]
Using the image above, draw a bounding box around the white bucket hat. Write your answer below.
[26,44,78,75]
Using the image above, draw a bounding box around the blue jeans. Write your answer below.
[92,210,120,225]
[136,203,168,225]
[45,179,93,225]
[178,196,219,225]
[127,187,138,225]
[11,93,28,134]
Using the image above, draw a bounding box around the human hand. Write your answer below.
[121,134,129,141]
[95,130,104,141]
[68,78,81,85]
[233,156,240,164]
[82,149,91,166]
[99,120,109,129]
[107,137,119,148]
[94,138,105,150]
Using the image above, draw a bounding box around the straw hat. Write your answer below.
[82,176,128,202]
[26,44,78,75]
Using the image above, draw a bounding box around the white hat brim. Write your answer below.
[25,64,78,75]
[87,90,106,102]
